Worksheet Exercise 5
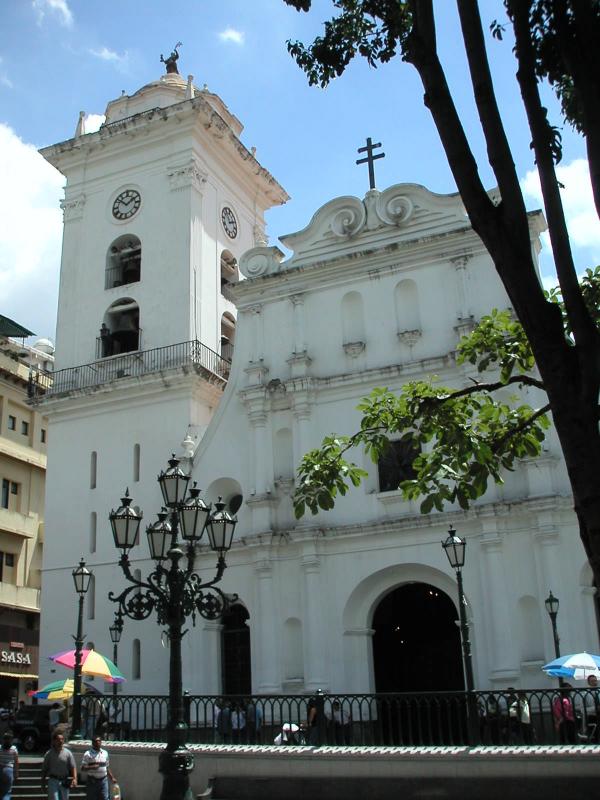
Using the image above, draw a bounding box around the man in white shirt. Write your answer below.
[80,736,116,800]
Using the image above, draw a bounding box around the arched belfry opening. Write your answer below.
[98,298,140,358]
[220,250,238,293]
[372,582,464,693]
[105,235,141,289]
[221,603,251,695]
[220,312,236,362]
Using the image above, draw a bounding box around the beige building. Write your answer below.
[0,315,53,704]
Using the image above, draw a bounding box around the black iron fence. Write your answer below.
[80,687,600,747]
[33,339,230,400]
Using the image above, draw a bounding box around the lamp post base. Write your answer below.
[159,744,194,800]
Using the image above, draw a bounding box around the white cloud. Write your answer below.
[0,124,63,339]
[218,28,245,45]
[32,0,73,27]
[89,47,129,71]
[521,158,600,267]
[84,113,105,134]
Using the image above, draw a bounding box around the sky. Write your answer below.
[0,0,598,342]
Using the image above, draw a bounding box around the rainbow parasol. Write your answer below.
[28,678,101,701]
[48,649,126,683]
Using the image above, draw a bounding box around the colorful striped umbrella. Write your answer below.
[48,649,126,683]
[28,678,101,700]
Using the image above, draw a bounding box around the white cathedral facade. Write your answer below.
[37,63,598,698]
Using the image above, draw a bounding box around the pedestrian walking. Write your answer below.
[41,731,77,800]
[0,731,18,800]
[80,735,116,800]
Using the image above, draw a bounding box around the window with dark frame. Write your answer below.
[41,429,47,443]
[1,480,8,509]
[377,439,420,493]
[21,421,29,436]
[7,416,16,431]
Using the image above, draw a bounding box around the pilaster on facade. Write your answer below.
[252,553,281,693]
[60,193,86,222]
[451,254,472,322]
[166,157,207,193]
[244,360,269,387]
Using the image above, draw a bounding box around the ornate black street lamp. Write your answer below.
[108,611,123,702]
[108,456,237,800]
[544,590,561,659]
[442,526,475,693]
[72,558,92,740]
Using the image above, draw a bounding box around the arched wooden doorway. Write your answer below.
[221,604,251,695]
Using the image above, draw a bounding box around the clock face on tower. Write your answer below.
[221,206,238,239]
[112,189,142,221]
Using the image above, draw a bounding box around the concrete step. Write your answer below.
[12,758,85,799]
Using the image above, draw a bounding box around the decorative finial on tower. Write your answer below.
[185,75,195,100]
[160,42,182,74]
[75,111,85,138]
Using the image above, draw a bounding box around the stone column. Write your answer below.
[254,558,281,693]
[580,586,600,651]
[343,628,375,693]
[533,523,566,654]
[290,294,306,355]
[199,621,223,695]
[301,548,327,690]
[480,527,519,684]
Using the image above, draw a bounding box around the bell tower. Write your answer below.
[36,53,288,693]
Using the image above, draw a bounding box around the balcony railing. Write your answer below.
[32,339,231,401]
[80,688,600,747]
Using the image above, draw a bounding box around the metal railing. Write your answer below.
[36,339,230,400]
[104,264,141,290]
[80,688,600,747]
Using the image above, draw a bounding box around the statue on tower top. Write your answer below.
[160,42,182,74]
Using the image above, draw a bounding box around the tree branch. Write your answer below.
[457,0,527,223]
[492,402,551,452]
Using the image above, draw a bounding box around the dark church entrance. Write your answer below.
[221,603,251,695]
[372,582,466,744]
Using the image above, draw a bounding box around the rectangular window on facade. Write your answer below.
[21,421,29,436]
[377,439,420,492]
[0,553,14,583]
[90,451,97,490]
[133,443,140,483]
[41,429,47,443]
[10,482,18,495]
[90,512,97,553]
[7,416,16,431]
[1,480,8,509]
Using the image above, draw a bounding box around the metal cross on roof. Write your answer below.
[356,137,385,190]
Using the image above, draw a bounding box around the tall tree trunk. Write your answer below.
[406,1,600,585]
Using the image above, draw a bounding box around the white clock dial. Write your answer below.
[221,207,238,239]
[112,189,142,221]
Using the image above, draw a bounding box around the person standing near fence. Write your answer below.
[80,736,116,800]
[0,731,18,800]
[552,683,577,744]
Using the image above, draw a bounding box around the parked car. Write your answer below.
[12,705,52,752]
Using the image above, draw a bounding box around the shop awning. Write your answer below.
[0,315,34,338]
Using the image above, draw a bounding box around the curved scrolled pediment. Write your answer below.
[329,198,367,239]
[376,187,414,226]
[238,246,285,278]
[277,183,469,270]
